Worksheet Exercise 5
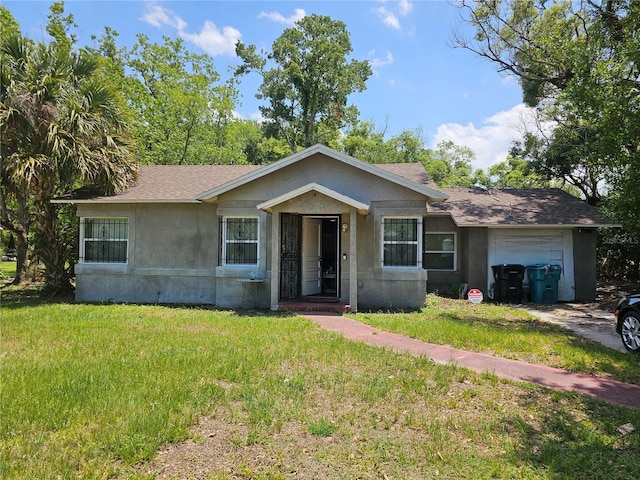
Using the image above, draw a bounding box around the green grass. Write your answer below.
[2,288,640,479]
[355,294,640,385]
[1,260,17,280]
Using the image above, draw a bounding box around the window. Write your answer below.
[222,217,259,265]
[424,233,456,270]
[81,218,128,263]
[382,217,422,267]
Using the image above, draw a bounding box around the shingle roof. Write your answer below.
[62,165,262,203]
[376,163,438,187]
[429,187,614,227]
[55,157,614,228]
[58,159,440,204]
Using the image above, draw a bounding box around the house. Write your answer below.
[57,144,612,311]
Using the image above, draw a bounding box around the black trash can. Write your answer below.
[492,264,525,303]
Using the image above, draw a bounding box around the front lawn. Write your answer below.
[2,289,639,479]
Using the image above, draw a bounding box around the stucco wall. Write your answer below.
[222,153,428,206]
[74,154,437,310]
[75,203,218,304]
[355,202,429,310]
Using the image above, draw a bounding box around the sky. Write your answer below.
[4,0,539,171]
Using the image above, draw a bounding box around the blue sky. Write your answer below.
[5,0,537,171]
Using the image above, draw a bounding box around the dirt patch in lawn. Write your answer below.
[135,411,337,479]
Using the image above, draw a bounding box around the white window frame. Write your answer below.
[423,232,457,271]
[80,217,129,264]
[221,216,260,266]
[381,216,423,268]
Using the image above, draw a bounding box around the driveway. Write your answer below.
[520,303,626,353]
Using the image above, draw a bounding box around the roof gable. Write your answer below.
[257,183,370,214]
[196,144,447,203]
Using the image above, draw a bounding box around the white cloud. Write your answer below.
[399,0,413,16]
[140,2,241,56]
[369,50,394,69]
[431,104,544,172]
[180,21,241,57]
[140,3,186,30]
[258,8,306,26]
[374,6,400,30]
[373,1,413,30]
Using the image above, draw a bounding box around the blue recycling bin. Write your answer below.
[526,264,561,304]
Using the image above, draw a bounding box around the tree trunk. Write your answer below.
[0,187,32,284]
[32,183,73,295]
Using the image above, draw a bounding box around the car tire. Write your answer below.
[619,311,640,352]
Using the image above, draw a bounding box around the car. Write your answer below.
[614,294,640,352]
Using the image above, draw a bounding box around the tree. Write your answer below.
[0,2,138,293]
[423,141,477,188]
[454,0,639,203]
[122,34,240,165]
[0,7,33,283]
[455,0,640,277]
[487,155,549,188]
[235,14,372,152]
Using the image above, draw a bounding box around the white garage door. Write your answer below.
[488,229,575,301]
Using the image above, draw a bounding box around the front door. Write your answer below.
[280,213,301,300]
[280,214,341,301]
[302,217,322,296]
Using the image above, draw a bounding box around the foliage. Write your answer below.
[0,2,137,292]
[424,140,478,187]
[235,14,372,152]
[487,155,550,188]
[124,34,242,165]
[455,0,640,277]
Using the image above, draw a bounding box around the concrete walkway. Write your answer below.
[300,312,640,410]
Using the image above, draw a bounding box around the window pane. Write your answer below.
[424,253,454,270]
[83,218,128,263]
[85,240,128,263]
[226,243,258,264]
[425,233,454,252]
[384,218,417,241]
[226,218,257,241]
[384,243,417,266]
[84,218,127,240]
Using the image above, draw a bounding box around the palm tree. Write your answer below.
[1,32,138,293]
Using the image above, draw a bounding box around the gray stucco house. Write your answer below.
[58,144,612,311]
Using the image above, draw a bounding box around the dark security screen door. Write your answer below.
[280,213,301,300]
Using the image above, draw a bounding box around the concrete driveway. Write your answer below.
[521,303,626,353]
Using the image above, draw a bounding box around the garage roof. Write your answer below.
[429,187,616,227]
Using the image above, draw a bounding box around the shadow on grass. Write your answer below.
[0,283,75,309]
[0,283,299,319]
[503,388,640,479]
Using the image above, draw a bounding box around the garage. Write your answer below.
[487,228,575,301]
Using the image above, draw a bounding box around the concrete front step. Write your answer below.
[277,301,351,313]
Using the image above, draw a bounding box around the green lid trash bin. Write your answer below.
[526,264,561,304]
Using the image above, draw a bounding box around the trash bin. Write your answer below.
[526,264,562,304]
[492,264,525,303]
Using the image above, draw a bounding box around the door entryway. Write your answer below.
[280,214,340,301]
